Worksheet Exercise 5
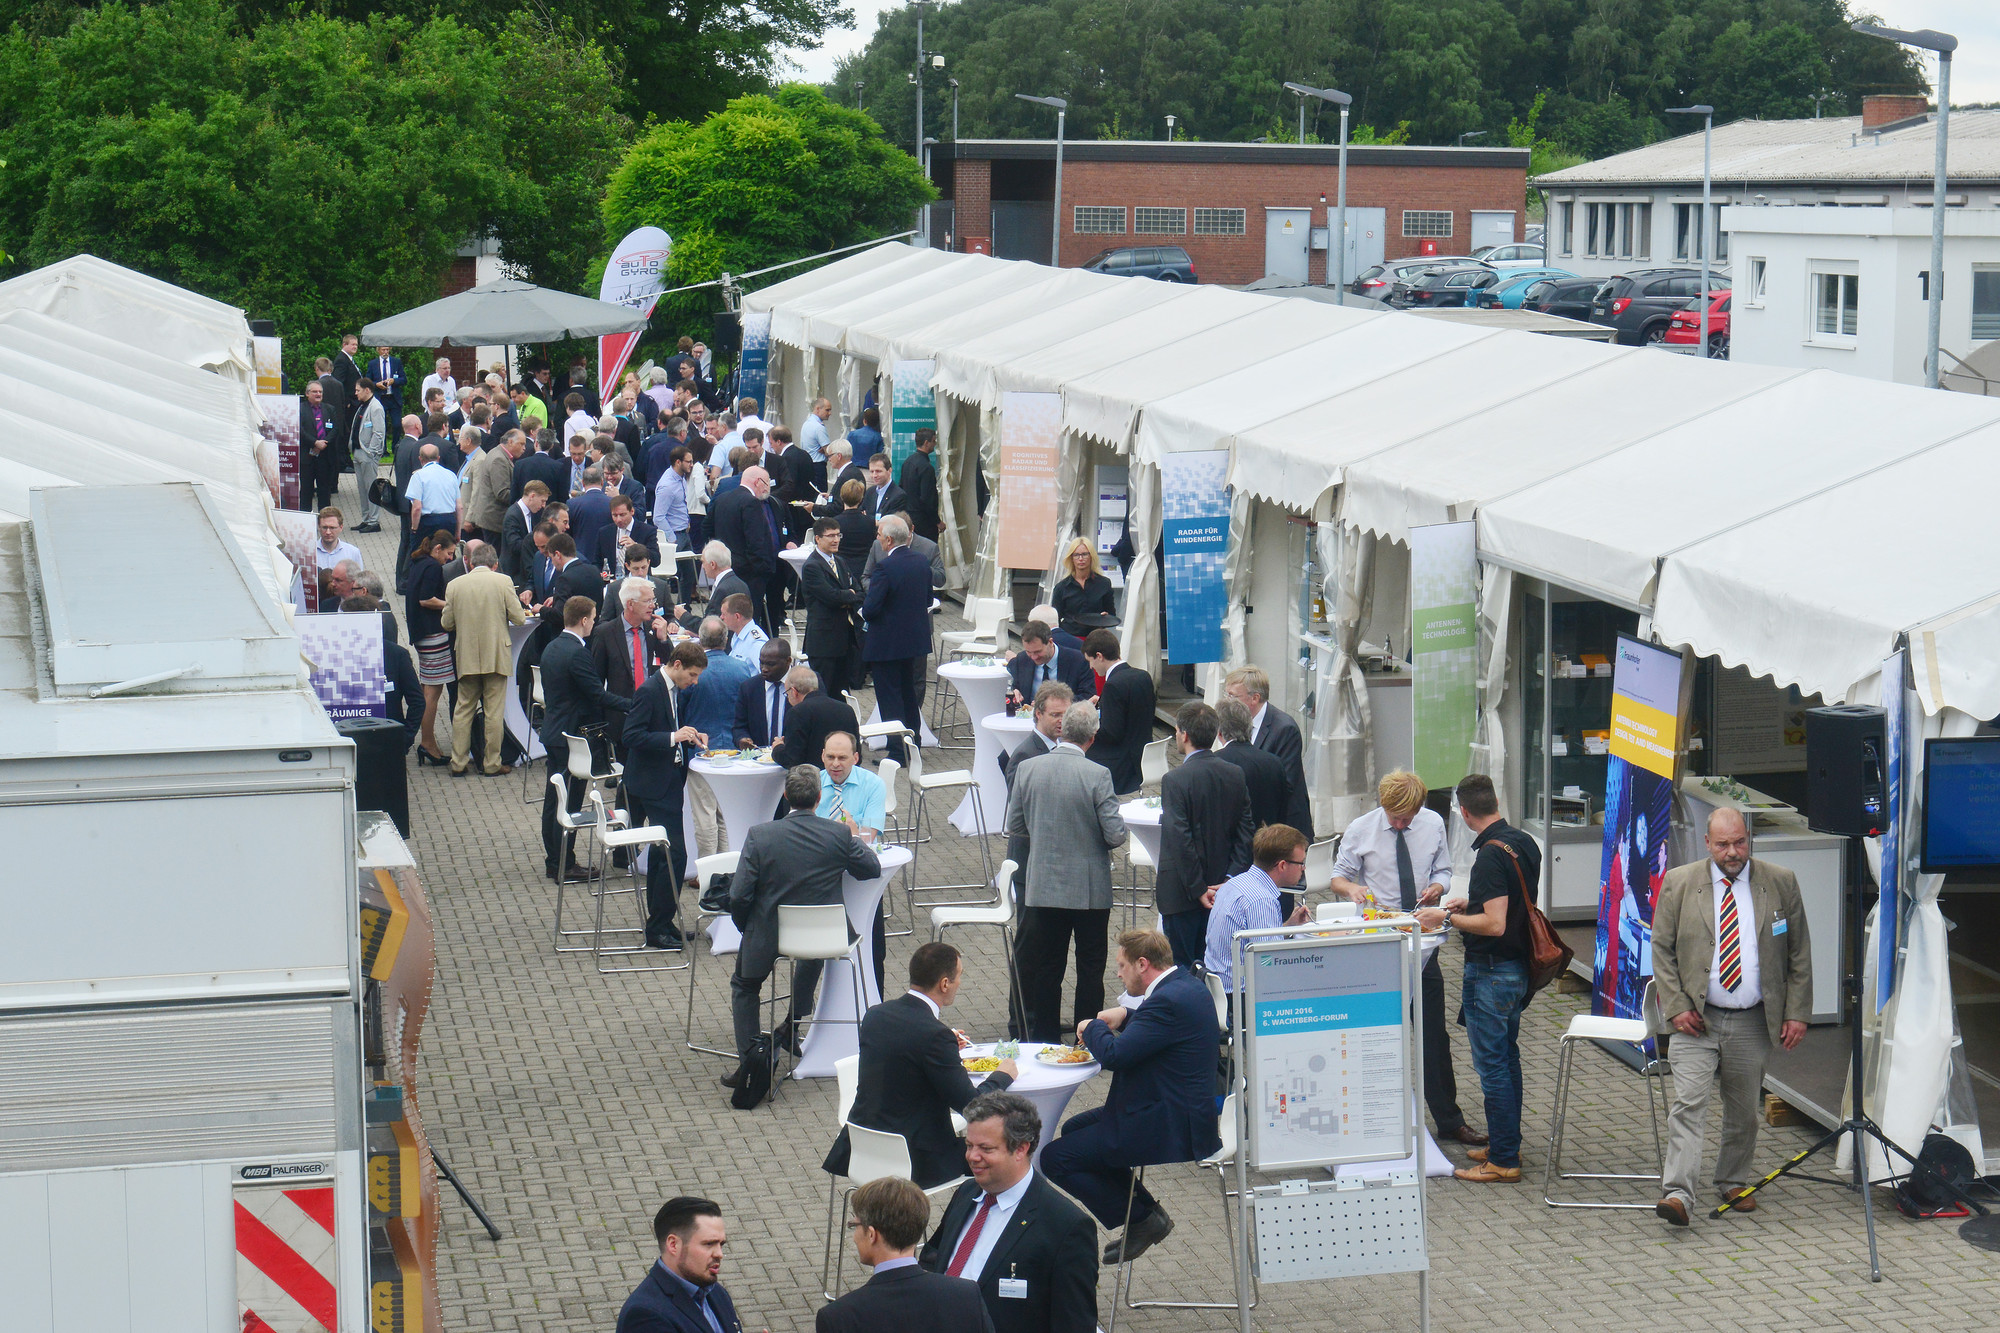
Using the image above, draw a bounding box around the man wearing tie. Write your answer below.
[298,379,340,511]
[861,515,929,764]
[368,345,406,471]
[1330,770,1486,1149]
[1004,620,1094,710]
[733,640,793,749]
[1650,807,1811,1225]
[864,452,906,521]
[622,641,710,951]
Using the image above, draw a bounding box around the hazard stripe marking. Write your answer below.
[235,1200,338,1331]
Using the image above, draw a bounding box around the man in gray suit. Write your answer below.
[723,766,882,1085]
[1002,681,1071,792]
[1003,700,1128,1043]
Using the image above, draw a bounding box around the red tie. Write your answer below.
[631,627,646,692]
[1717,877,1743,991]
[945,1194,997,1277]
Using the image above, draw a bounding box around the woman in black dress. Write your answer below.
[1050,536,1116,638]
[834,478,877,584]
[404,529,458,765]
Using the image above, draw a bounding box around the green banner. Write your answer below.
[889,359,935,473]
[1409,522,1479,789]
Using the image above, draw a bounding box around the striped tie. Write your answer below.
[828,782,848,823]
[1717,876,1743,991]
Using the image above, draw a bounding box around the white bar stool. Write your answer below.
[683,851,741,1059]
[548,770,626,955]
[586,790,682,975]
[767,903,866,1094]
[1543,980,1673,1209]
[930,860,1022,1036]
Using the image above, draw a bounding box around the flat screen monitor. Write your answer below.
[1920,736,2000,873]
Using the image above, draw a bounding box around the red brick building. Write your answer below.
[935,140,1531,285]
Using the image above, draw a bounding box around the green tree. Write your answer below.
[601,84,933,337]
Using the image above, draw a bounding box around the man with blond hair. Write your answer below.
[1330,769,1485,1148]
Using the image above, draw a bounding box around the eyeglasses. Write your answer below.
[1281,858,1307,867]
[846,1220,869,1230]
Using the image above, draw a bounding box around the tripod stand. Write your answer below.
[434,1151,504,1241]
[1705,834,1980,1280]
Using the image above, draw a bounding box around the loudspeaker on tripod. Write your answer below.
[712,311,742,356]
[1804,704,1885,838]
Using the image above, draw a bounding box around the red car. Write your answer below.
[1665,290,1730,358]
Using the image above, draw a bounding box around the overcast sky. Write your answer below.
[785,1,2000,107]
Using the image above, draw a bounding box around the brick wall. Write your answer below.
[955,159,993,250]
[958,156,1527,282]
[440,256,480,387]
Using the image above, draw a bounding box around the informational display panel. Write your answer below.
[1607,634,1684,778]
[1161,449,1230,664]
[1409,521,1477,787]
[1879,648,1903,1008]
[1595,635,1687,1021]
[889,359,935,474]
[996,390,1060,569]
[597,226,672,402]
[295,612,386,719]
[1240,931,1413,1171]
[738,311,772,414]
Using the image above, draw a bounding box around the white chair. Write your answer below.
[1203,968,1230,1031]
[864,736,927,846]
[1315,901,1360,923]
[548,771,627,955]
[767,903,866,1093]
[939,596,1011,659]
[905,744,996,904]
[875,758,917,939]
[931,860,1022,1036]
[1111,1092,1257,1325]
[820,1123,966,1300]
[586,790,682,975]
[683,851,741,1058]
[1543,979,1672,1210]
[1139,736,1171,789]
[521,664,546,804]
[1116,835,1154,929]
[1303,835,1340,895]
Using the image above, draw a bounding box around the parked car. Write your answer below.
[1348,256,1485,300]
[1081,245,1198,282]
[1394,266,1501,308]
[1471,243,1547,269]
[1475,268,1577,310]
[1521,276,1605,322]
[1664,290,1732,358]
[1588,268,1729,346]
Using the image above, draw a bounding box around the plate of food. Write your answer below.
[962,1055,1003,1073]
[702,749,742,760]
[1034,1045,1094,1066]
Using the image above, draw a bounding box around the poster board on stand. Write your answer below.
[1594,635,1688,1021]
[1161,450,1230,664]
[1409,521,1477,788]
[996,391,1059,570]
[296,612,387,719]
[737,312,772,417]
[889,359,935,474]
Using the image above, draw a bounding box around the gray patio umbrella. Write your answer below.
[360,278,649,347]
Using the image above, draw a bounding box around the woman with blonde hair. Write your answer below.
[1050,535,1117,638]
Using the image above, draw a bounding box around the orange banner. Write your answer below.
[997,391,1060,569]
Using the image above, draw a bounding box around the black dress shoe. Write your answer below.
[560,864,599,884]
[772,1020,803,1056]
[647,930,686,952]
[1102,1207,1173,1265]
[720,1067,745,1089]
[1444,1125,1490,1146]
[355,522,381,533]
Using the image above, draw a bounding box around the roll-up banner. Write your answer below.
[259,394,301,512]
[271,508,320,612]
[737,312,772,415]
[253,336,284,395]
[296,612,387,719]
[597,226,672,403]
[889,359,936,473]
[1594,635,1686,1021]
[1160,449,1230,664]
[1879,648,1905,1009]
[996,391,1060,570]
[1408,521,1477,787]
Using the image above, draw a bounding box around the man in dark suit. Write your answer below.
[1214,696,1297,914]
[1005,621,1094,709]
[821,1177,995,1333]
[622,642,709,951]
[590,575,672,747]
[771,666,857,771]
[540,596,630,881]
[798,517,863,695]
[1154,702,1255,969]
[298,378,344,511]
[770,427,819,544]
[861,452,907,522]
[1226,665,1313,840]
[921,1092,1099,1333]
[615,1196,744,1333]
[898,428,942,541]
[1082,629,1154,796]
[861,515,930,764]
[733,639,796,749]
[1000,682,1069,791]
[532,534,605,654]
[1042,928,1221,1264]
[514,436,568,504]
[723,767,881,1078]
[825,941,1016,1187]
[708,464,783,633]
[826,443,866,506]
[568,469,615,568]
[332,334,362,432]
[500,482,548,588]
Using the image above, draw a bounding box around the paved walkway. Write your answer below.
[333,479,2000,1332]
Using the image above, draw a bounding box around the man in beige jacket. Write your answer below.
[440,544,527,775]
[464,429,525,541]
[1651,807,1812,1225]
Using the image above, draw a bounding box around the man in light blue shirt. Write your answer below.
[653,446,692,550]
[800,398,832,463]
[720,593,767,666]
[680,618,754,859]
[1204,824,1311,993]
[818,731,885,831]
[404,442,461,540]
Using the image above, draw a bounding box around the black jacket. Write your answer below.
[1005,645,1094,703]
[898,450,940,537]
[772,691,858,771]
[863,481,908,522]
[620,670,695,803]
[1253,705,1314,838]
[708,483,779,581]
[539,557,605,636]
[920,1173,1098,1333]
[1216,739,1292,833]
[774,443,819,506]
[590,614,665,712]
[1155,750,1254,915]
[500,502,538,587]
[1050,572,1118,636]
[538,629,629,749]
[1090,660,1155,796]
[823,993,1012,1187]
[797,550,863,662]
[816,1262,994,1333]
[514,449,568,504]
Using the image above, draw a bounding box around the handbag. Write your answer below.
[368,476,402,514]
[576,721,616,776]
[699,871,734,916]
[729,1033,773,1111]
[1491,838,1573,998]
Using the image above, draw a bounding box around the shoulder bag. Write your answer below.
[1491,838,1574,999]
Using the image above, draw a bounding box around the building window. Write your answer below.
[1073,206,1125,235]
[1635,203,1651,258]
[1812,270,1860,341]
[1974,268,2000,341]
[1403,210,1453,238]
[1585,204,1599,257]
[1193,208,1246,236]
[1674,203,1727,262]
[1133,207,1186,235]
[1746,257,1767,306]
[1555,201,1574,257]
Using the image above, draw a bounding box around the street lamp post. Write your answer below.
[949,78,959,140]
[1284,84,1353,295]
[1666,104,1715,358]
[921,137,940,248]
[1016,94,1068,267]
[1853,22,1958,389]
[854,80,864,111]
[1458,129,1489,147]
[1164,114,1176,141]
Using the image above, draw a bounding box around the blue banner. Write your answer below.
[1879,650,1904,1010]
[1594,755,1674,1022]
[738,310,771,416]
[1160,449,1230,664]
[1254,990,1403,1034]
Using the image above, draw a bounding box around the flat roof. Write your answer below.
[948,139,1530,171]
[1534,110,2000,189]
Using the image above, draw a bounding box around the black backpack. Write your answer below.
[729,1034,773,1111]
[1895,1132,1979,1219]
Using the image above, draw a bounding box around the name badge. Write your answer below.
[1772,918,1788,936]
[997,1278,1029,1300]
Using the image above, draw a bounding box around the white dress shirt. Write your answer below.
[906,988,941,1019]
[1707,860,1762,1009]
[1331,805,1451,909]
[948,1168,1035,1282]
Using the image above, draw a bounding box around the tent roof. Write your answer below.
[797,252,1005,354]
[766,247,963,350]
[840,261,1060,365]
[878,269,1112,369]
[0,254,253,383]
[740,241,924,315]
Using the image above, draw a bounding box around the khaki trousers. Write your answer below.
[450,671,509,773]
[1662,1002,1770,1207]
[687,772,721,861]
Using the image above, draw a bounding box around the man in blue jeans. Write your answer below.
[1423,772,1539,1182]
